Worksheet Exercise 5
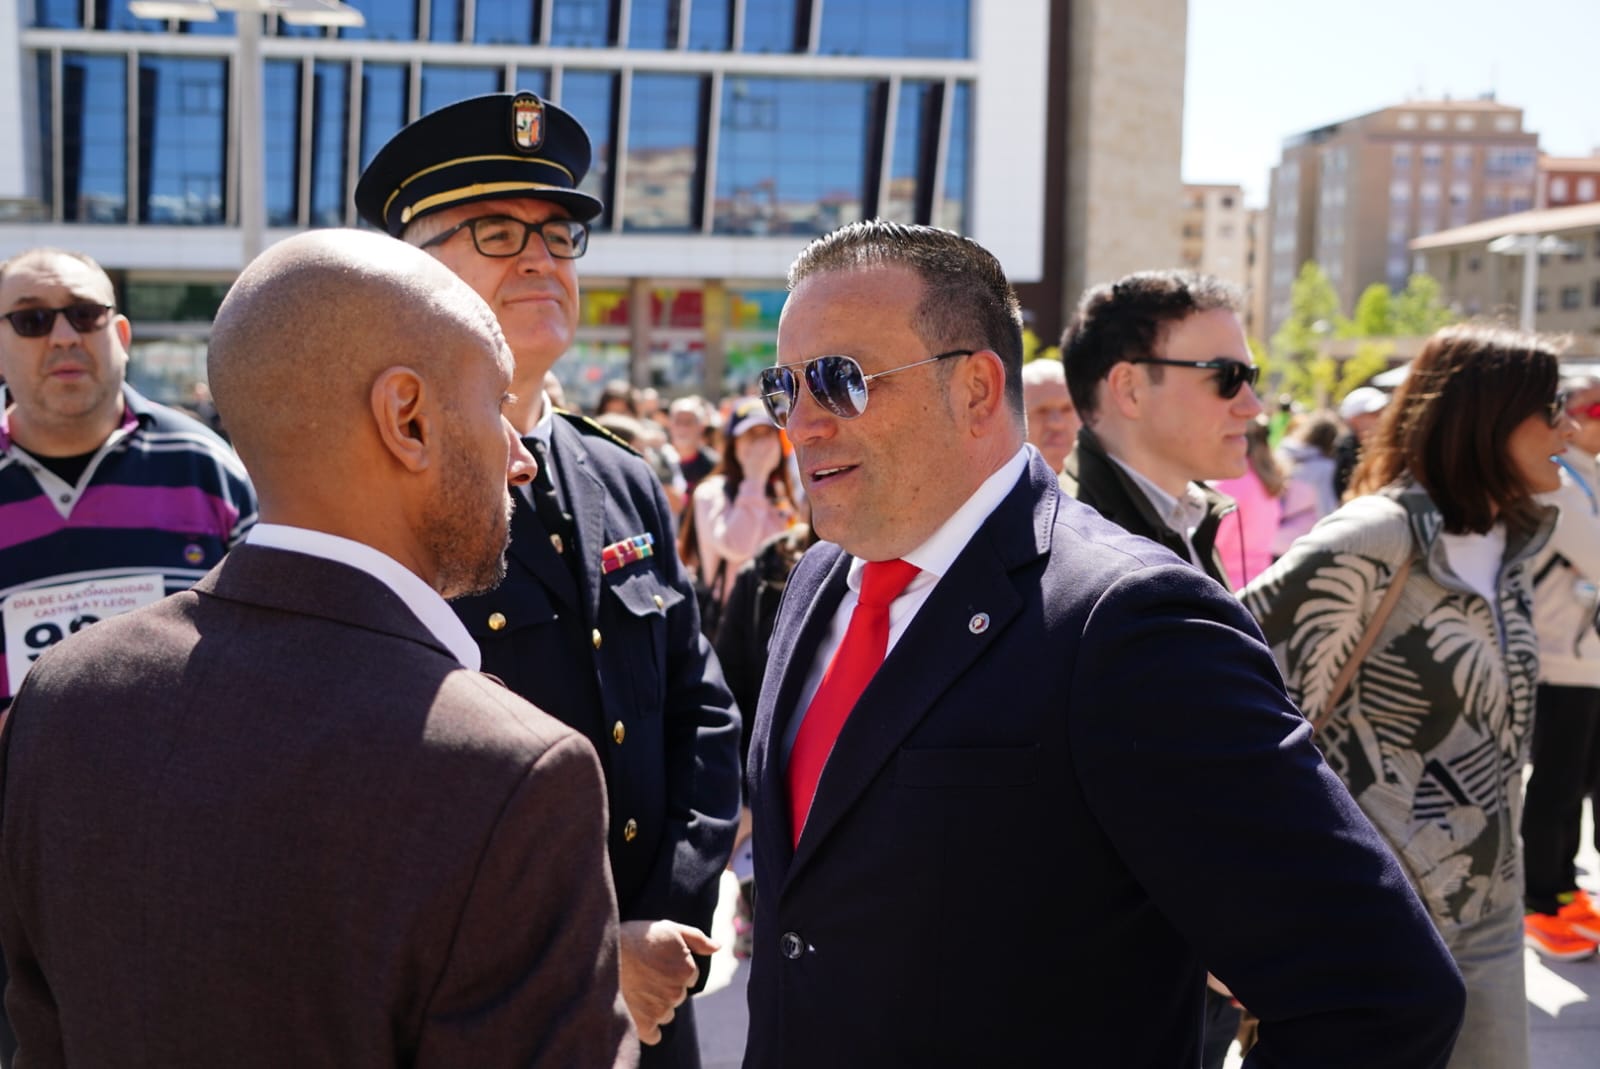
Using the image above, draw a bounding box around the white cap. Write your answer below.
[1339,386,1389,421]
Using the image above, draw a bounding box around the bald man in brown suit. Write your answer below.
[0,231,636,1068]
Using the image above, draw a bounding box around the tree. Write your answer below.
[1347,283,1394,339]
[1336,340,1393,402]
[1391,273,1455,336]
[1022,326,1060,364]
[1270,263,1345,408]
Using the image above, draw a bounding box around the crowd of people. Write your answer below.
[2,87,1599,1069]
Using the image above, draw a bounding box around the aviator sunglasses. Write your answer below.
[758,349,974,428]
[2,303,115,338]
[1130,357,1260,400]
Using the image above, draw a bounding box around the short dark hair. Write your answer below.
[788,221,1025,418]
[1059,270,1242,422]
[1350,323,1562,535]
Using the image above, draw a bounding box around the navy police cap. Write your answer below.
[355,91,603,237]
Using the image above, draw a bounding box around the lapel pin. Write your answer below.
[968,613,990,634]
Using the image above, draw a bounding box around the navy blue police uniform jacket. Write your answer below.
[452,412,741,1062]
[742,453,1464,1068]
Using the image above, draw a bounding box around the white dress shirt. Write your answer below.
[246,523,481,670]
[782,445,1033,759]
[1108,454,1210,569]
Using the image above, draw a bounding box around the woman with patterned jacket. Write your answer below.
[1242,324,1573,1069]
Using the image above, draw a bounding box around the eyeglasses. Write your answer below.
[1130,357,1261,400]
[757,350,974,428]
[420,214,589,259]
[1547,392,1572,428]
[1568,400,1600,421]
[2,303,115,338]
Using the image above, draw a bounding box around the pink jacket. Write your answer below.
[1212,472,1282,591]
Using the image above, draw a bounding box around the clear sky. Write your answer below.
[1183,0,1600,207]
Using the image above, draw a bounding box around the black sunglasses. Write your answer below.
[1131,357,1261,400]
[758,350,974,428]
[1546,391,1571,429]
[2,303,115,339]
[420,214,589,259]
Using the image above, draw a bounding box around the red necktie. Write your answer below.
[787,558,921,846]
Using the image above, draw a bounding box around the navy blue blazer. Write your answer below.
[743,455,1464,1068]
[451,413,741,968]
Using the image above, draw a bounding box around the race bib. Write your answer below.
[3,575,165,698]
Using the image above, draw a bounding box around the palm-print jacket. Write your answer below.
[1243,480,1554,932]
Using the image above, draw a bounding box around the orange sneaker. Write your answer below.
[1525,911,1598,962]
[1556,889,1600,942]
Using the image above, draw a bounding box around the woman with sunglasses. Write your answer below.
[1242,324,1575,1069]
[1520,375,1600,962]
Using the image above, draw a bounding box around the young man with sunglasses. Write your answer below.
[355,93,740,1069]
[0,248,257,710]
[741,222,1463,1068]
[1059,270,1259,594]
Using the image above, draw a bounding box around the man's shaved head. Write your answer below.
[208,229,510,471]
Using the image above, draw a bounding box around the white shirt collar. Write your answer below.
[527,391,556,446]
[1108,454,1209,537]
[844,444,1032,596]
[245,523,481,670]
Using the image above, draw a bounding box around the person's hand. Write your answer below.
[618,919,720,1045]
[736,433,783,484]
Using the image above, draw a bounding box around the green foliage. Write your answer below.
[1391,274,1455,336]
[1270,262,1345,366]
[1347,284,1394,339]
[1022,327,1060,364]
[1336,340,1393,401]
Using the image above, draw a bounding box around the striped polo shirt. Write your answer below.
[0,385,258,703]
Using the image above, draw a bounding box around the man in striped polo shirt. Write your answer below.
[0,247,258,711]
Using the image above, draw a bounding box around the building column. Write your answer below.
[702,280,727,398]
[628,276,652,388]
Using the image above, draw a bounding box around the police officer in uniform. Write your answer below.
[356,93,741,1068]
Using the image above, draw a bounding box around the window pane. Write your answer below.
[714,77,874,236]
[624,73,706,232]
[687,0,730,50]
[550,0,614,47]
[513,68,551,98]
[181,10,236,35]
[936,82,971,232]
[559,71,617,228]
[62,52,130,222]
[97,0,165,31]
[36,54,55,215]
[359,63,410,171]
[819,0,969,58]
[742,0,801,52]
[429,0,461,41]
[475,0,538,44]
[883,80,936,224]
[629,0,675,49]
[339,0,418,41]
[264,60,301,227]
[137,55,228,224]
[34,0,81,28]
[421,65,501,114]
[309,61,349,227]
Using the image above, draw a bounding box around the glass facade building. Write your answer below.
[4,0,1048,405]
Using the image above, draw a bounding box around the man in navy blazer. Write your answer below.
[741,221,1465,1067]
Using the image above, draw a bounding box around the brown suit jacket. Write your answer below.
[0,544,636,1068]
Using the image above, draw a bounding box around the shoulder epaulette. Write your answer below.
[553,408,641,456]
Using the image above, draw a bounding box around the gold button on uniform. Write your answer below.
[591,628,603,649]
[653,594,664,611]
[623,818,638,842]
[487,612,507,631]
[613,720,626,745]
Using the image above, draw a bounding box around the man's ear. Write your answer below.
[370,366,432,473]
[958,349,1008,431]
[1103,362,1143,420]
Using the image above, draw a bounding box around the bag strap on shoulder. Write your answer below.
[1315,556,1413,733]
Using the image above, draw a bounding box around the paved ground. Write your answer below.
[694,804,1600,1067]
